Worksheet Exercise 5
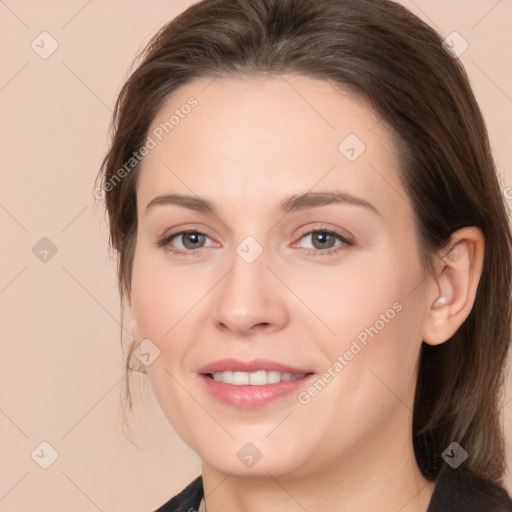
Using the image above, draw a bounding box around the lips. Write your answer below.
[197,358,312,375]
[197,358,315,409]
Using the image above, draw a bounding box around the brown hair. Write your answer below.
[96,0,512,488]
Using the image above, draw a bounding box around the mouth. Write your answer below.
[204,370,310,385]
[197,358,315,408]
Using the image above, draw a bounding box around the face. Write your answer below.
[129,74,432,479]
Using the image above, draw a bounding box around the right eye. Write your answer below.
[157,230,216,255]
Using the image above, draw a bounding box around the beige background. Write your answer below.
[1,0,511,510]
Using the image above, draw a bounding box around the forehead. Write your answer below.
[136,74,405,220]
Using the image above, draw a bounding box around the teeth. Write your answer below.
[233,371,249,385]
[211,370,306,385]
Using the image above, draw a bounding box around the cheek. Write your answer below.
[130,247,199,343]
[316,249,425,395]
[316,251,420,344]
[130,252,202,444]
[300,295,424,450]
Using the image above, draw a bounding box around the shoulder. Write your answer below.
[153,475,203,512]
[427,463,512,512]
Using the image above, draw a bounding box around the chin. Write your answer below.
[196,437,315,479]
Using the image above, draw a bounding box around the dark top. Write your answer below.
[153,462,512,511]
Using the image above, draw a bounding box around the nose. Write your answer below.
[213,244,289,337]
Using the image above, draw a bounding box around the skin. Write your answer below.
[128,74,484,512]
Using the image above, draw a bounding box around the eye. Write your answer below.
[293,227,354,256]
[157,230,216,255]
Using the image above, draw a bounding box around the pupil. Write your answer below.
[184,232,203,249]
[314,232,335,249]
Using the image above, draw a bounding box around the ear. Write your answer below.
[422,226,485,346]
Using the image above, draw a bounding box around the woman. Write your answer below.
[95,0,512,510]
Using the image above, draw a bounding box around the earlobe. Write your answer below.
[422,226,485,346]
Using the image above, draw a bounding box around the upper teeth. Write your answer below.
[211,370,306,385]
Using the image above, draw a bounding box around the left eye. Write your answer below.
[294,229,353,254]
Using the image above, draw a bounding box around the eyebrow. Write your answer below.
[145,191,381,217]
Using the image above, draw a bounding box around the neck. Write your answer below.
[200,407,435,512]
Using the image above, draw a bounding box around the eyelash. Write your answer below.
[156,226,354,258]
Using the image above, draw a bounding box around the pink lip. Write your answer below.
[197,358,311,375]
[197,358,315,409]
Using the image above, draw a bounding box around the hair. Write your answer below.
[96,0,512,490]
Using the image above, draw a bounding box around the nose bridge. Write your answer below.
[213,234,288,334]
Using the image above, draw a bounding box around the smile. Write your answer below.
[197,359,315,409]
[208,370,307,385]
